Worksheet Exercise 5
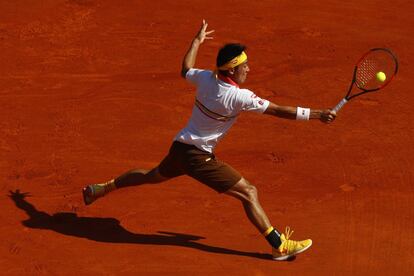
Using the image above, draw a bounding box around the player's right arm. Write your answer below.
[264,102,336,123]
[181,20,214,78]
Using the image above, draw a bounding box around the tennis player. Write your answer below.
[82,20,336,261]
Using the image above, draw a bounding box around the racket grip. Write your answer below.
[332,98,348,113]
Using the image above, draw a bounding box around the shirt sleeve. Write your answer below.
[237,89,270,113]
[185,68,212,86]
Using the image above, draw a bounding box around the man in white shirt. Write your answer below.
[83,20,336,261]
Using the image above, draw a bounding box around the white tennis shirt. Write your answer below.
[174,68,270,153]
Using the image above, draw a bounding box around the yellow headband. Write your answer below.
[217,51,247,71]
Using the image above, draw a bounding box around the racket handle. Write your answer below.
[332,98,348,113]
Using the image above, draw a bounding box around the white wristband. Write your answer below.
[296,107,310,120]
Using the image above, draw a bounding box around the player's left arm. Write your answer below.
[181,20,214,78]
[264,102,336,123]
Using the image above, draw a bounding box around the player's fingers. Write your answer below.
[322,114,334,123]
[206,30,215,35]
[200,20,207,31]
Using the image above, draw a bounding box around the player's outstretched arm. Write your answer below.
[181,19,214,78]
[264,102,336,123]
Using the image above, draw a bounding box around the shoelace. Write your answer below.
[284,226,294,240]
[282,226,295,254]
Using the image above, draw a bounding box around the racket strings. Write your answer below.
[356,58,378,88]
[355,49,398,91]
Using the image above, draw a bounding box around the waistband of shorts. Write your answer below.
[172,140,212,155]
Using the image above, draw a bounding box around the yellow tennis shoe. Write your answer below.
[272,227,312,261]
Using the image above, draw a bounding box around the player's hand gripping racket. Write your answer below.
[332,48,398,113]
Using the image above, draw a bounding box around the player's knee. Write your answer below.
[226,178,258,203]
[240,182,258,203]
[147,167,168,183]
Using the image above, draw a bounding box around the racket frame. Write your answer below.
[332,48,398,113]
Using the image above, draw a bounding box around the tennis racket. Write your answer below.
[332,48,398,113]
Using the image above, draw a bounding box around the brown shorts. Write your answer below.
[158,141,242,193]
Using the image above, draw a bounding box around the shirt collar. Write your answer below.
[217,73,239,88]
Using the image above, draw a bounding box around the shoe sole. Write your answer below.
[82,186,94,206]
[272,240,313,261]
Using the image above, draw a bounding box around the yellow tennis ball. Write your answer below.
[376,71,386,82]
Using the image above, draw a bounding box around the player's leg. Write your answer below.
[82,142,186,206]
[224,177,272,234]
[114,167,169,187]
[225,178,282,251]
[225,178,312,261]
[82,167,169,205]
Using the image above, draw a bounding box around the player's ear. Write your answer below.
[228,68,235,75]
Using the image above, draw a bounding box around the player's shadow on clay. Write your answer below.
[9,189,291,261]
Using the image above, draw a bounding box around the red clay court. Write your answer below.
[1,0,413,274]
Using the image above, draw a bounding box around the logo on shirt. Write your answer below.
[251,93,264,105]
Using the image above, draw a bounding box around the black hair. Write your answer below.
[216,43,247,69]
